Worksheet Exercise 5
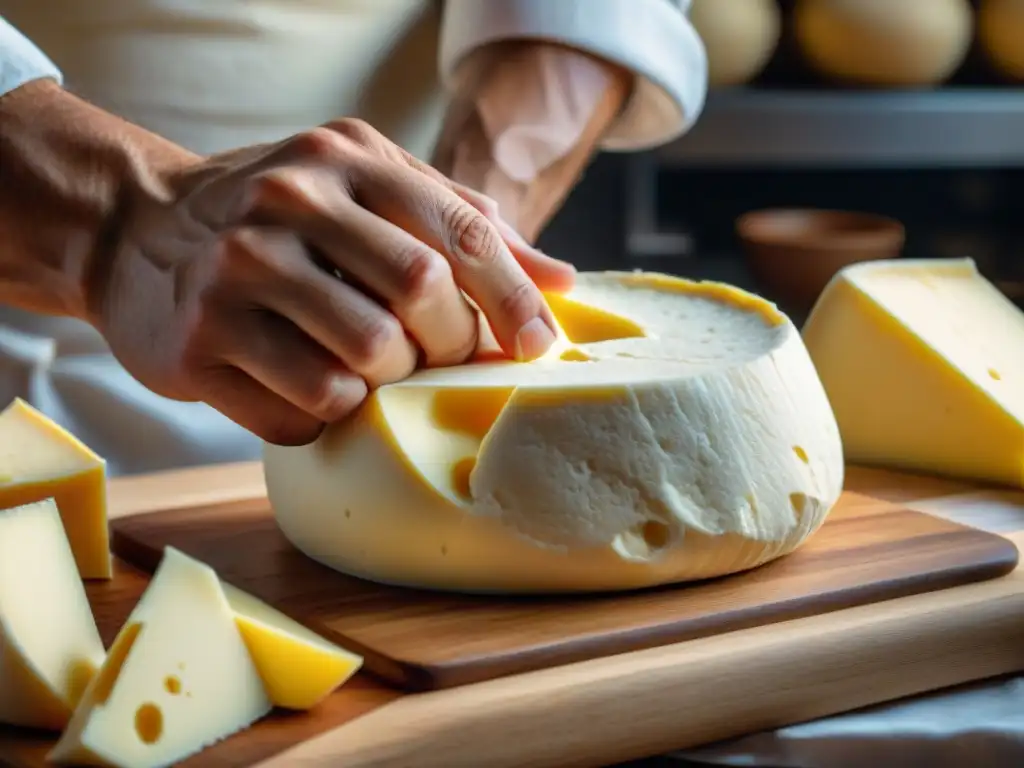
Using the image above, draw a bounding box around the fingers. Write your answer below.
[239,169,480,368]
[199,366,327,446]
[220,227,419,388]
[399,151,577,293]
[350,159,559,361]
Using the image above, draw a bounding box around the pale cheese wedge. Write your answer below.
[222,583,363,710]
[264,271,845,593]
[803,257,1024,487]
[0,499,105,731]
[49,547,272,768]
[0,398,111,579]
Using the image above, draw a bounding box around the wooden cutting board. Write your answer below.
[109,486,1019,691]
[3,463,1024,768]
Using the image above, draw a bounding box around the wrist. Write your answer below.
[0,78,197,322]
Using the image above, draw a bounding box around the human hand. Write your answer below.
[89,118,577,445]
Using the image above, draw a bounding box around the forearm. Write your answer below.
[501,45,631,241]
[434,0,707,241]
[0,78,195,320]
[434,41,630,241]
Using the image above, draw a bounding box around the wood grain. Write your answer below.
[2,464,1024,768]
[110,488,1019,691]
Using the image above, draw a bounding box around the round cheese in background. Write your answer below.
[794,0,974,87]
[263,272,845,594]
[978,0,1024,81]
[689,0,782,88]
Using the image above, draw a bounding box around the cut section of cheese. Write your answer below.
[221,583,363,710]
[0,398,111,579]
[0,499,105,731]
[803,257,1024,488]
[48,547,271,768]
[264,271,845,593]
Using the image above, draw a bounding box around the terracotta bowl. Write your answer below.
[736,208,906,312]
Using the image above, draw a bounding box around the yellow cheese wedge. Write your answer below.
[0,499,105,731]
[49,548,272,768]
[264,271,845,593]
[803,257,1024,488]
[221,583,363,710]
[0,398,111,579]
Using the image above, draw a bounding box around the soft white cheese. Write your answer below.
[264,271,845,593]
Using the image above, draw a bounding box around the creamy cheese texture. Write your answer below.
[49,548,272,768]
[0,499,105,731]
[264,271,845,593]
[0,399,110,580]
[803,257,1024,488]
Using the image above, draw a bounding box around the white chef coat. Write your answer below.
[0,0,707,476]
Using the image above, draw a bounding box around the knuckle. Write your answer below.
[289,126,344,160]
[398,247,453,307]
[350,315,403,370]
[442,202,500,269]
[499,281,540,324]
[313,374,366,421]
[247,170,300,211]
[326,118,380,146]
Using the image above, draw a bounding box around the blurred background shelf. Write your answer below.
[658,89,1024,169]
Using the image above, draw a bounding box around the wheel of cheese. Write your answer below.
[794,0,973,87]
[979,0,1024,81]
[689,0,782,88]
[263,272,845,594]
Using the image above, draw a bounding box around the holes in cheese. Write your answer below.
[0,398,111,579]
[265,271,845,593]
[0,499,106,731]
[803,257,1024,488]
[221,582,363,711]
[49,548,273,767]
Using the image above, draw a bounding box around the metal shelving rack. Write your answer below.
[625,88,1024,259]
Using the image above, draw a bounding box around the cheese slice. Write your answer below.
[221,583,363,710]
[49,547,271,768]
[0,499,105,731]
[0,398,111,579]
[264,271,845,593]
[802,257,1024,487]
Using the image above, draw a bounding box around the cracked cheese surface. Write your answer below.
[264,271,845,593]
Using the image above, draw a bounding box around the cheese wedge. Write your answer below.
[803,257,1024,487]
[0,398,111,579]
[222,583,363,710]
[49,548,271,768]
[264,271,845,593]
[0,499,105,731]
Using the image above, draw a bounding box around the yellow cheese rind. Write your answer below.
[0,499,105,731]
[0,398,111,580]
[265,271,845,593]
[48,548,272,768]
[803,257,1024,488]
[222,583,363,710]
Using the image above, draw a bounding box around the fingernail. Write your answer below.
[514,316,556,362]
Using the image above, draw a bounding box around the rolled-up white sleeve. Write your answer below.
[438,0,707,151]
[0,16,62,96]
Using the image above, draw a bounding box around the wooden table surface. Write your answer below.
[4,462,1024,768]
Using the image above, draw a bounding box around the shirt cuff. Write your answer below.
[439,0,708,151]
[0,17,63,97]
